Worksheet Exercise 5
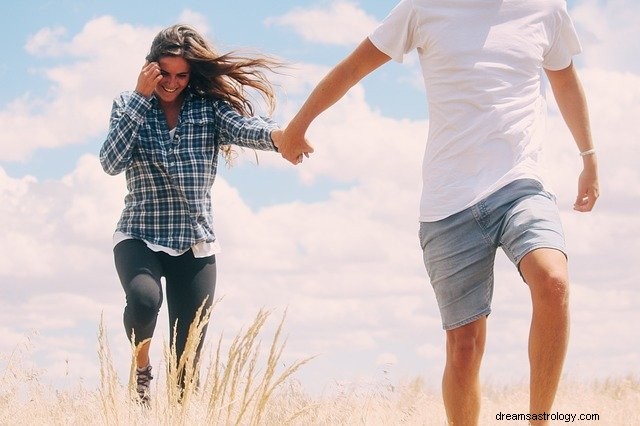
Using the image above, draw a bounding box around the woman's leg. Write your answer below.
[163,251,217,375]
[113,239,164,368]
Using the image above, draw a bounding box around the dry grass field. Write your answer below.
[1,307,638,425]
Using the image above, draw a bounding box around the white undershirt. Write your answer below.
[112,231,221,258]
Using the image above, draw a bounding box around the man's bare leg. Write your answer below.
[443,317,486,425]
[520,248,570,426]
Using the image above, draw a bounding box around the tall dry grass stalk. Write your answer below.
[199,308,316,425]
[97,313,121,425]
[0,332,44,423]
[95,300,314,425]
[2,312,639,425]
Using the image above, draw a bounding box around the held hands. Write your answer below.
[135,61,162,98]
[271,127,314,165]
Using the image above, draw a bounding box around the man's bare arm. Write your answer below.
[279,38,391,163]
[545,63,599,212]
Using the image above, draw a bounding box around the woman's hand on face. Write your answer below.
[135,61,163,98]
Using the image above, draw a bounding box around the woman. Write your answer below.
[100,24,288,403]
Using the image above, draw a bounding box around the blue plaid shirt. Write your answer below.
[100,90,278,251]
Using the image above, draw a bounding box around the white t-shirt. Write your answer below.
[369,0,581,221]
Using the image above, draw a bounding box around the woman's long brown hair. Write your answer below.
[146,24,281,162]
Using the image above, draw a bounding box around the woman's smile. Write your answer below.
[155,56,190,102]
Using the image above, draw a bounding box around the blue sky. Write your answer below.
[1,0,639,400]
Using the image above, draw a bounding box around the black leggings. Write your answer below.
[113,239,216,366]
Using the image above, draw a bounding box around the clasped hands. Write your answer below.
[271,128,314,165]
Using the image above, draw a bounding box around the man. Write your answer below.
[278,1,598,424]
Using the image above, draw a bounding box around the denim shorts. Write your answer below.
[418,179,566,330]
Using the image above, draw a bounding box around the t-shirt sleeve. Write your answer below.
[368,0,419,63]
[543,4,582,70]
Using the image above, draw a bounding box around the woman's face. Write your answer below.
[155,56,191,104]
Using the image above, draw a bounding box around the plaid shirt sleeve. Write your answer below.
[100,91,152,175]
[213,100,279,151]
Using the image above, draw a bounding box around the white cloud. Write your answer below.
[417,343,444,360]
[265,1,379,46]
[571,0,640,73]
[1,17,157,162]
[0,156,125,282]
[376,352,398,367]
[25,26,67,57]
[177,9,210,35]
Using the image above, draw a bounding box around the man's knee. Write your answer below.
[529,267,570,307]
[520,249,569,305]
[446,319,486,368]
[542,271,569,298]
